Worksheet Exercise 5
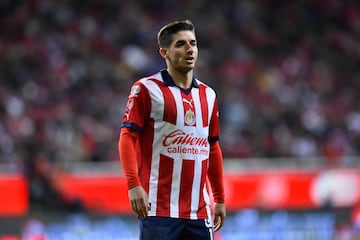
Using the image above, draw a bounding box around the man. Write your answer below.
[118,19,226,240]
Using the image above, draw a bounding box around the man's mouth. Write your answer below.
[185,57,194,63]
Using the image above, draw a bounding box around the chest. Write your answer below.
[149,86,206,128]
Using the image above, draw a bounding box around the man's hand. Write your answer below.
[128,186,150,218]
[213,202,226,232]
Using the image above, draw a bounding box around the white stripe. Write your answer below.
[170,157,182,217]
[203,183,212,219]
[191,88,203,127]
[169,87,183,126]
[190,159,202,219]
[205,87,216,123]
[144,76,164,120]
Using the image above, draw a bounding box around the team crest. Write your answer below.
[129,85,141,97]
[185,109,196,126]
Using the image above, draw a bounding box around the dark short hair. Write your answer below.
[157,20,195,48]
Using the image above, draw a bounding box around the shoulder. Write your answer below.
[137,72,163,86]
[195,78,217,96]
[130,72,163,95]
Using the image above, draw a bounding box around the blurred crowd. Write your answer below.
[1,0,360,174]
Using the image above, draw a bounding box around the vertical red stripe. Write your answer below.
[181,91,196,126]
[160,85,177,125]
[179,160,195,218]
[199,85,209,127]
[197,159,209,218]
[138,119,154,194]
[156,154,173,216]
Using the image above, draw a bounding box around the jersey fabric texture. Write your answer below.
[121,69,220,220]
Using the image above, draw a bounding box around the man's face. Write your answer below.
[165,30,198,73]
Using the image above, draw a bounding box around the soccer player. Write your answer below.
[118,19,226,240]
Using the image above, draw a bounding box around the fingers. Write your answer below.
[213,215,223,232]
[129,186,150,218]
[213,202,226,232]
[131,198,150,218]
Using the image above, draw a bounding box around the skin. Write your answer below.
[128,29,226,232]
[159,30,198,88]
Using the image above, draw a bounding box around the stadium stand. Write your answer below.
[0,0,360,239]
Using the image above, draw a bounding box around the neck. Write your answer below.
[167,68,193,89]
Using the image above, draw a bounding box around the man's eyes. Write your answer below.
[175,41,197,47]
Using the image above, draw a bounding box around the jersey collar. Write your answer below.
[161,69,199,91]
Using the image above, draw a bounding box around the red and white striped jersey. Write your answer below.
[121,70,220,220]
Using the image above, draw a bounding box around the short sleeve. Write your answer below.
[121,81,151,133]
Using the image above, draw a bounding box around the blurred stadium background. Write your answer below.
[1,0,360,239]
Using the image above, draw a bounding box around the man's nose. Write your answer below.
[186,43,193,53]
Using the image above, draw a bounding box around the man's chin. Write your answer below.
[181,65,195,72]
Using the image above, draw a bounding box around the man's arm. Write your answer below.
[208,141,226,231]
[118,127,150,218]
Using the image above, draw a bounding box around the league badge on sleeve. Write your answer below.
[130,85,141,97]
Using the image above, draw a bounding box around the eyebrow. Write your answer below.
[174,39,197,45]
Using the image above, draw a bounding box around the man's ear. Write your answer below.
[159,48,168,59]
